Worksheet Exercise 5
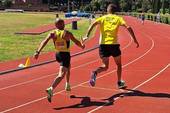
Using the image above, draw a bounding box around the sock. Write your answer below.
[66,82,70,86]
[118,81,121,85]
[93,71,97,75]
[50,87,53,90]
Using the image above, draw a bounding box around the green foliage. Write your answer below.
[82,0,169,14]
[84,5,92,11]
[160,8,169,14]
[84,0,120,12]
[119,0,133,12]
[0,0,13,8]
[87,0,103,11]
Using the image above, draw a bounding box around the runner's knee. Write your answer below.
[57,70,67,78]
[102,64,109,71]
[117,63,122,69]
[57,73,65,78]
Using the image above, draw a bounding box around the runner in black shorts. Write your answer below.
[55,52,70,68]
[83,4,139,89]
[99,44,121,58]
[34,18,85,103]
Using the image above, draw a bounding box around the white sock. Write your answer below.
[66,82,70,86]
[50,87,53,90]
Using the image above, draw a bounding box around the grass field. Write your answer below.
[0,12,92,62]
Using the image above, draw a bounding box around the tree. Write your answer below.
[142,0,151,12]
[119,0,133,12]
[161,0,170,14]
[153,0,161,13]
[0,0,13,8]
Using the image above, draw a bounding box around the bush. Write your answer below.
[147,9,152,13]
[160,8,169,14]
[2,0,13,8]
[161,15,169,24]
[84,4,92,12]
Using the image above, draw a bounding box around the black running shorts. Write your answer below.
[99,44,121,58]
[55,52,70,68]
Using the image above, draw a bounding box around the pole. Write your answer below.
[81,0,83,7]
[68,0,70,12]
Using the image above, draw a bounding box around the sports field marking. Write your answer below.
[0,35,133,91]
[133,63,170,90]
[0,34,154,113]
[59,92,105,101]
[86,31,156,113]
[91,32,154,82]
[79,85,120,92]
[88,21,170,113]
[87,63,170,113]
[0,58,99,91]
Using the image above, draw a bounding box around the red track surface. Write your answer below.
[0,16,170,113]
[15,18,81,35]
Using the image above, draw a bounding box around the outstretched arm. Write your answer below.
[34,33,54,59]
[83,21,99,43]
[123,24,139,48]
[69,32,85,49]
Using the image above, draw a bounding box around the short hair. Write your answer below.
[55,18,64,24]
[107,4,117,13]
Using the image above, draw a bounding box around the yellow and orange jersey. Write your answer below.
[52,29,70,52]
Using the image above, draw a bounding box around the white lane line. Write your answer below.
[87,63,170,113]
[59,93,104,101]
[0,35,133,91]
[0,34,154,113]
[87,31,157,113]
[0,59,99,91]
[79,85,120,92]
[133,63,170,90]
[92,32,154,82]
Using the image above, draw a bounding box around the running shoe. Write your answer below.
[89,71,97,87]
[46,87,53,103]
[118,80,127,89]
[65,83,71,91]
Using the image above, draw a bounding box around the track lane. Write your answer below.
[0,19,151,112]
[86,16,170,113]
[0,25,132,112]
[1,16,170,113]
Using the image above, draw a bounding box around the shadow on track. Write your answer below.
[54,95,113,110]
[103,89,170,102]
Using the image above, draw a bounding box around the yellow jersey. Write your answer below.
[96,14,126,45]
[52,29,70,52]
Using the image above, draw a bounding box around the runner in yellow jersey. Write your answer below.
[83,4,139,89]
[34,19,85,103]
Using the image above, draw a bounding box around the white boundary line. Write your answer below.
[59,93,105,101]
[86,30,159,113]
[79,85,120,92]
[0,59,99,91]
[0,35,133,91]
[0,33,155,113]
[133,63,170,90]
[87,63,170,113]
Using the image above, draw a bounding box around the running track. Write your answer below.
[0,16,170,113]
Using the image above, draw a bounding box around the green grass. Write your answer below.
[0,12,91,62]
